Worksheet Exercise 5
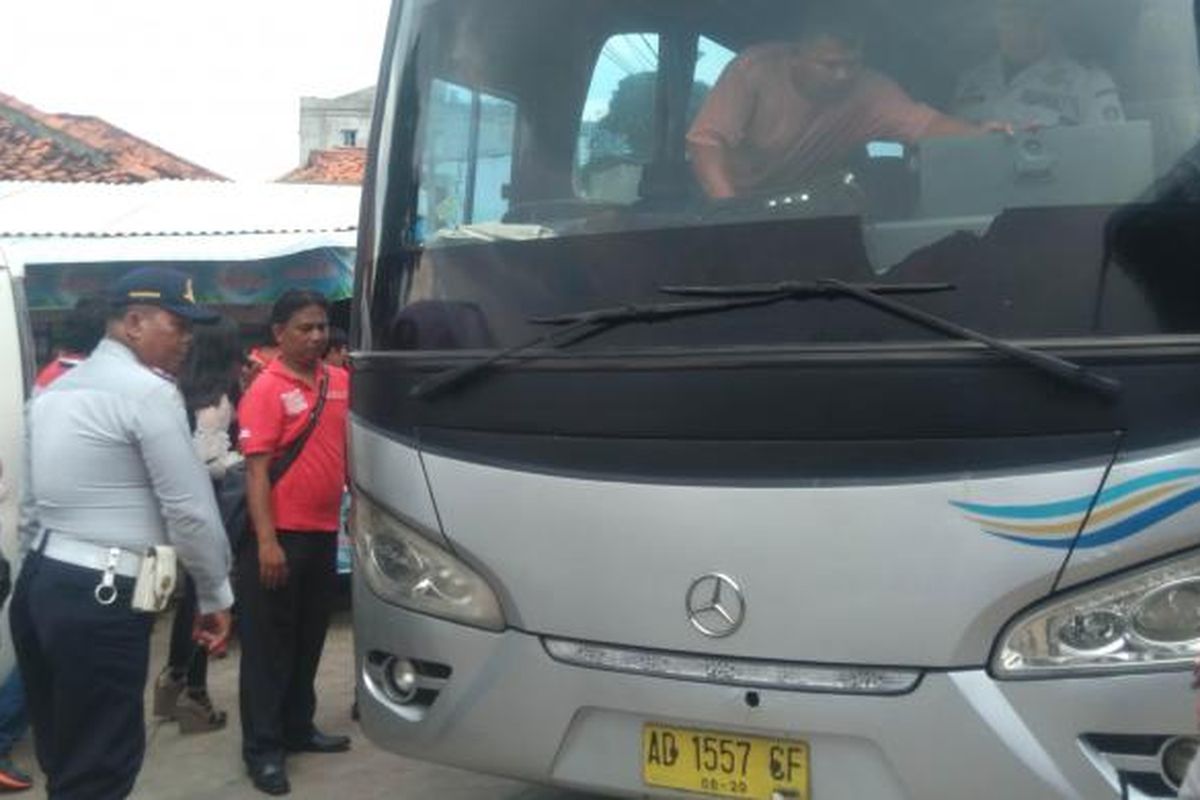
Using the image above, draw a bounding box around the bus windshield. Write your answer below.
[364,0,1200,352]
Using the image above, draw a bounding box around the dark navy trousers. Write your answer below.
[10,552,154,800]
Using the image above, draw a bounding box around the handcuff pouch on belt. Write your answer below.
[94,545,178,612]
[132,546,177,612]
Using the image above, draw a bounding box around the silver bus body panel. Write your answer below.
[354,573,1192,800]
[416,443,1110,666]
[350,419,446,544]
[352,421,1200,795]
[1056,440,1200,590]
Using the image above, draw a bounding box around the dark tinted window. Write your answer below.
[367,0,1200,351]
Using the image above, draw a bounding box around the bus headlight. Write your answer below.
[993,550,1200,678]
[352,490,505,631]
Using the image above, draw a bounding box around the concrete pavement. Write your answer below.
[12,610,603,800]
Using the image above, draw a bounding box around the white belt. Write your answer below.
[40,535,142,579]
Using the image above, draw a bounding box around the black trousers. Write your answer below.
[10,552,154,800]
[166,572,207,689]
[237,531,337,766]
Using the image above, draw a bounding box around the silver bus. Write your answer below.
[351,0,1200,796]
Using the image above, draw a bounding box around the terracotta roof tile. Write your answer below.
[0,91,225,183]
[277,147,365,185]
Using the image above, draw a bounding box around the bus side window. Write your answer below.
[575,33,661,204]
[418,78,518,240]
[573,33,734,204]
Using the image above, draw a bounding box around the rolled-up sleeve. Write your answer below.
[687,53,756,150]
[866,75,940,143]
[134,384,233,613]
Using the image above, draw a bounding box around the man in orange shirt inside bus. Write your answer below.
[687,3,999,199]
[237,290,350,796]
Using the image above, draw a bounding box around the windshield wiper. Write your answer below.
[413,281,960,400]
[412,278,1113,401]
[660,278,1121,399]
[657,279,955,298]
[411,294,789,399]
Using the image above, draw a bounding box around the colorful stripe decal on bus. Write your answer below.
[952,468,1200,549]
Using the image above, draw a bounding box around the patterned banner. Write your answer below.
[24,248,355,310]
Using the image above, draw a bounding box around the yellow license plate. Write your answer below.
[642,724,810,800]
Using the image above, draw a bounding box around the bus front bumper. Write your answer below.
[354,574,1196,799]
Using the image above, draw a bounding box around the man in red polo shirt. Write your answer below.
[236,290,350,796]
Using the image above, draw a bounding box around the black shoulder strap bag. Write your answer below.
[268,369,329,484]
[220,369,329,550]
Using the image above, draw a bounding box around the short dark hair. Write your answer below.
[327,326,349,350]
[796,2,868,48]
[63,295,109,354]
[270,289,329,327]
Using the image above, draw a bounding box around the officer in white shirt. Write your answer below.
[12,267,233,800]
[954,0,1125,128]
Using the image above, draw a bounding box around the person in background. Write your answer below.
[0,460,23,794]
[953,0,1124,127]
[242,343,281,390]
[237,290,351,796]
[153,317,244,734]
[0,668,28,794]
[13,267,233,799]
[324,327,349,368]
[33,296,106,392]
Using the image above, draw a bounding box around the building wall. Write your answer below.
[299,88,375,164]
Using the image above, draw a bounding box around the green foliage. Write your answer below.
[593,72,712,161]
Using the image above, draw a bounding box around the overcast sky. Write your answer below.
[1,0,393,182]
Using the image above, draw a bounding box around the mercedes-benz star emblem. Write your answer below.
[686,573,746,638]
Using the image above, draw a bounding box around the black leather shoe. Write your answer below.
[285,729,351,754]
[248,761,290,796]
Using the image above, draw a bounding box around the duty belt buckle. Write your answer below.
[94,548,121,606]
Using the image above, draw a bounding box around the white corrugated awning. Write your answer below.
[3,230,356,264]
[0,180,361,264]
